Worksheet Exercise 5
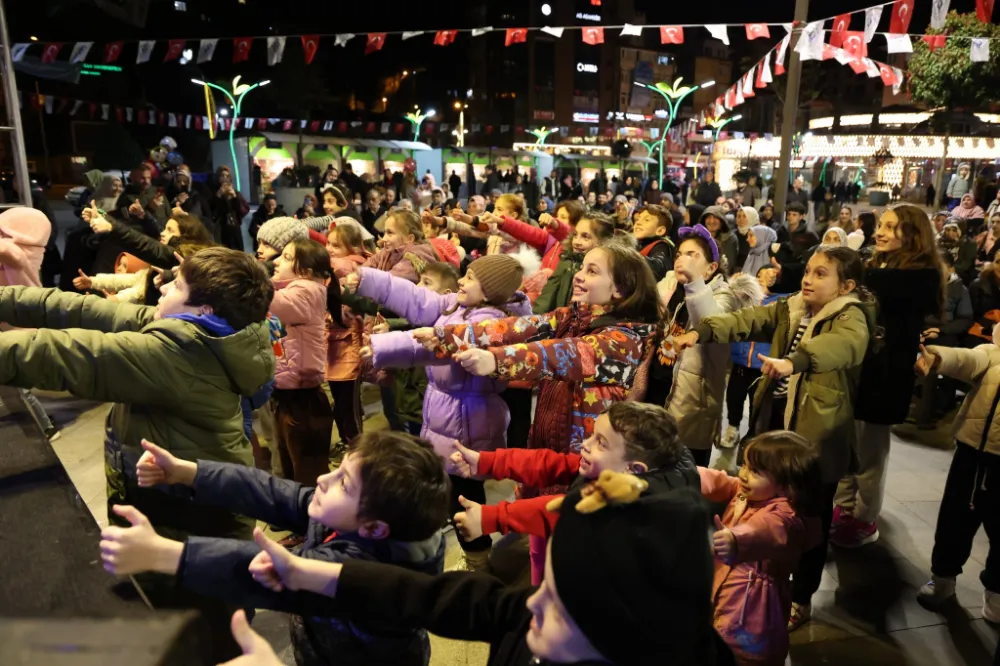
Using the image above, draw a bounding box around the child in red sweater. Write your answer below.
[449,401,700,583]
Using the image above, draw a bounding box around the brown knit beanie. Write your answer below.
[467,255,523,305]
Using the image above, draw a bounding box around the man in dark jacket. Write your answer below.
[448,170,462,199]
[99,430,450,666]
[787,176,810,206]
[483,165,501,195]
[695,171,723,207]
[772,202,819,293]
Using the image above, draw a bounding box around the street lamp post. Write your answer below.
[191,75,269,192]
[526,126,554,145]
[453,102,468,147]
[706,114,742,142]
[405,107,435,142]
[635,77,714,187]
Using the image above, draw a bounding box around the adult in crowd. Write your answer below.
[695,170,723,208]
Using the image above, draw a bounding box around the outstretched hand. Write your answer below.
[73,269,93,291]
[100,505,181,576]
[412,327,438,352]
[453,495,484,541]
[712,515,736,564]
[757,354,794,380]
[455,348,497,376]
[217,610,282,666]
[447,440,481,478]
[136,438,198,487]
[914,344,940,377]
[248,527,297,592]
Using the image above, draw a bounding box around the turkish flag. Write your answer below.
[394,123,405,134]
[194,116,203,131]
[158,112,166,126]
[485,125,494,136]
[257,118,267,129]
[978,0,995,22]
[138,109,147,125]
[104,41,123,63]
[89,102,98,118]
[842,31,867,61]
[922,34,947,52]
[889,0,915,34]
[282,120,293,131]
[848,59,868,74]
[582,27,604,45]
[660,26,684,44]
[505,28,527,46]
[879,63,899,86]
[745,23,770,40]
[164,39,185,62]
[433,30,458,46]
[233,37,252,63]
[829,13,851,48]
[822,44,837,61]
[115,106,124,123]
[41,43,63,64]
[310,120,321,133]
[366,33,386,54]
[366,122,377,133]
[301,36,319,64]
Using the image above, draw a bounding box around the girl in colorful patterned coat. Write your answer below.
[412,242,661,578]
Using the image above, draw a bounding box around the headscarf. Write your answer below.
[952,193,985,220]
[737,206,759,235]
[742,225,776,279]
[93,174,122,212]
[821,227,848,247]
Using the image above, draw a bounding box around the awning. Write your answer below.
[259,133,431,150]
[626,156,656,164]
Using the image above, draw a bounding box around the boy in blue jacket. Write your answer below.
[99,430,450,666]
[721,265,785,449]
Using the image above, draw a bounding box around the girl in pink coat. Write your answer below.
[699,431,821,666]
[0,207,51,292]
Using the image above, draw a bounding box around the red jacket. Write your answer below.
[498,216,571,272]
[477,448,581,538]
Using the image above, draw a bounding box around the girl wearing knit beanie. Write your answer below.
[352,253,533,571]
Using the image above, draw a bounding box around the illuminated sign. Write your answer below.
[80,63,123,77]
[576,62,598,73]
[573,112,600,123]
[576,12,601,21]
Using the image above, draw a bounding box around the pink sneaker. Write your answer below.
[830,505,847,533]
[830,514,879,548]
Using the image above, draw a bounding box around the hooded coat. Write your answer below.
[358,268,532,457]
[700,206,739,274]
[742,225,777,281]
[0,207,51,292]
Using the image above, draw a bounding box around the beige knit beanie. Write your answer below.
[467,254,523,305]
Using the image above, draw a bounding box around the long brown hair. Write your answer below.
[565,211,616,253]
[288,239,343,327]
[555,199,586,226]
[600,244,661,323]
[870,204,945,312]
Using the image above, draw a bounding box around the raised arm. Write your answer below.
[787,305,869,374]
[931,344,994,384]
[729,504,805,564]
[192,460,312,534]
[0,286,154,333]
[698,467,740,504]
[691,300,780,345]
[479,448,581,488]
[480,495,561,539]
[105,220,178,268]
[355,267,452,327]
[497,216,557,255]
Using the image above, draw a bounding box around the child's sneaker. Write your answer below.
[787,602,811,631]
[829,513,879,548]
[983,590,1000,623]
[719,425,740,449]
[916,575,956,610]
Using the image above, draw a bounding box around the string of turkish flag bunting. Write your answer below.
[10,0,996,66]
[700,0,996,123]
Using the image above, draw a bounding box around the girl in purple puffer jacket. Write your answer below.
[354,254,532,571]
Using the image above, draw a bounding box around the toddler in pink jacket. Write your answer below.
[0,207,51,292]
[699,431,821,666]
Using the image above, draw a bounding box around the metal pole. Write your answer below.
[773,0,809,221]
[34,81,50,179]
[0,0,32,202]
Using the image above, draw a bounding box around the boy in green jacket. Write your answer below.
[0,247,274,659]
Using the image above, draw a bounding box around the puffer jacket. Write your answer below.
[929,343,1000,457]
[0,286,274,543]
[430,302,656,457]
[730,294,779,369]
[270,278,328,389]
[498,216,572,305]
[364,241,445,283]
[693,293,875,483]
[659,273,763,451]
[700,468,810,666]
[358,267,532,457]
[532,248,583,314]
[327,255,367,382]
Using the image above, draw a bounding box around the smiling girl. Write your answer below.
[362,209,447,282]
[673,245,876,630]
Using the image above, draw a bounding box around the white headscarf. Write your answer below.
[737,206,759,235]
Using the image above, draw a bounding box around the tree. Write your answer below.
[909,11,1000,110]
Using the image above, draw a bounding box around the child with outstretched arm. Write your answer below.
[99,431,451,666]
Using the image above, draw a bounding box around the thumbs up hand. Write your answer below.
[447,439,481,478]
[218,610,282,666]
[100,505,184,576]
[453,495,484,541]
[136,439,198,487]
[73,269,93,291]
[712,515,737,564]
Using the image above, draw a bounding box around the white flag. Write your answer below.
[621,23,642,37]
[197,38,218,63]
[743,66,755,94]
[70,100,83,115]
[735,85,745,106]
[70,42,92,64]
[471,27,492,37]
[541,26,564,38]
[185,115,192,129]
[892,67,905,94]
[782,23,794,34]
[761,52,773,83]
[775,34,791,68]
[794,21,824,61]
[266,36,286,66]
[931,0,950,30]
[335,34,355,47]
[885,33,913,54]
[833,47,852,65]
[302,120,309,129]
[137,40,155,64]
[706,25,729,45]
[864,7,883,43]
[11,43,29,62]
[381,122,390,133]
[245,118,253,129]
[864,58,881,78]
[126,107,133,122]
[168,113,178,127]
[971,38,990,63]
[202,116,209,129]
[44,96,54,114]
[101,104,110,120]
[402,31,423,40]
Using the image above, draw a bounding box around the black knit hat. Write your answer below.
[550,478,719,666]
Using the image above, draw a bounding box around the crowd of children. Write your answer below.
[5,168,1000,666]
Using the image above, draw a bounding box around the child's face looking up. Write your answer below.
[737,452,781,503]
[155,273,210,321]
[257,242,279,262]
[456,269,486,306]
[309,453,368,533]
[418,272,451,294]
[801,253,854,312]
[578,413,646,480]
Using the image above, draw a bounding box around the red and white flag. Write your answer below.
[365,33,387,54]
[842,31,867,61]
[433,30,458,46]
[660,26,683,44]
[164,39,185,62]
[879,63,900,86]
[505,28,528,46]
[582,27,604,45]
[41,43,63,64]
[233,37,252,63]
[302,35,320,63]
[922,34,947,52]
[745,23,770,40]
[977,0,995,22]
[775,34,790,75]
[830,13,851,48]
[742,67,755,97]
[889,0,914,34]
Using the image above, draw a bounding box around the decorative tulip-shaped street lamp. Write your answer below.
[191,75,269,192]
[527,127,554,146]
[635,77,715,186]
[706,114,742,142]
[405,107,435,142]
